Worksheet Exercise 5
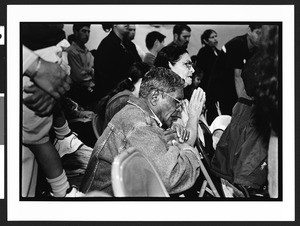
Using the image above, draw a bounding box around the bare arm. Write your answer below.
[234,68,244,98]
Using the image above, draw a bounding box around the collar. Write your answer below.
[149,109,163,128]
[71,41,88,53]
[127,96,163,128]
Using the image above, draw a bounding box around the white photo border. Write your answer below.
[7,4,294,221]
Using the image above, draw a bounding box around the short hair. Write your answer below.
[139,67,185,98]
[173,24,191,36]
[154,45,188,68]
[201,29,217,45]
[249,23,263,31]
[102,23,113,32]
[73,23,91,32]
[145,31,166,50]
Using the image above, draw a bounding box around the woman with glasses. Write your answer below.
[154,45,206,149]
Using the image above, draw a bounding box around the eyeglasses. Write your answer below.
[162,91,183,109]
[183,61,193,70]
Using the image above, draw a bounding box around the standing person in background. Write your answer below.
[93,24,141,99]
[211,25,276,198]
[127,24,145,61]
[164,24,191,49]
[143,31,166,67]
[66,23,97,111]
[206,24,262,123]
[195,29,220,92]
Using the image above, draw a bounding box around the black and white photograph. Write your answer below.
[1,2,298,225]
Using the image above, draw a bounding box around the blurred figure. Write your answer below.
[195,29,220,92]
[211,25,278,198]
[22,23,83,198]
[206,24,263,124]
[143,31,166,66]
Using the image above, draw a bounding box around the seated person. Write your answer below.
[80,67,205,196]
[97,62,150,134]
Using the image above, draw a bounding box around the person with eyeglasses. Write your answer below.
[80,67,205,196]
[154,45,207,149]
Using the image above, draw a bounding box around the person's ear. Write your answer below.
[153,39,159,49]
[174,33,178,41]
[203,39,209,45]
[149,89,160,106]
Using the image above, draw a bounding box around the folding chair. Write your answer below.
[195,138,221,198]
[92,114,103,139]
[111,147,169,197]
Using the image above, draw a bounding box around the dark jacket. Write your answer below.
[93,31,141,99]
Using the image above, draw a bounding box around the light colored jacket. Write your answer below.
[80,96,201,196]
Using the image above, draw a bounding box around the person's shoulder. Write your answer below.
[226,34,246,47]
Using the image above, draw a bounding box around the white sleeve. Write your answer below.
[22,45,38,74]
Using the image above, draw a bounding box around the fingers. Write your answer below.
[23,85,57,116]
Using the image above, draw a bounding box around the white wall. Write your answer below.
[63,24,248,56]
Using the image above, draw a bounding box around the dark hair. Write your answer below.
[154,45,188,68]
[201,29,217,45]
[102,23,113,32]
[139,67,185,98]
[67,34,75,44]
[97,62,150,118]
[173,24,191,36]
[73,23,91,32]
[145,31,166,50]
[249,23,263,31]
[253,25,279,136]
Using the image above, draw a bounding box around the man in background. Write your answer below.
[143,31,166,66]
[165,24,191,49]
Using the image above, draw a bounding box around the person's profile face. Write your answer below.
[207,32,218,48]
[156,39,165,52]
[249,28,263,47]
[77,26,90,44]
[193,76,201,87]
[159,89,184,128]
[115,24,129,36]
[177,29,191,48]
[127,25,136,40]
[169,53,194,87]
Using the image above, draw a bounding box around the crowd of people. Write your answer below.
[21,23,279,198]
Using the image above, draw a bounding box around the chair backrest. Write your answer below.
[92,114,103,139]
[111,147,169,197]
